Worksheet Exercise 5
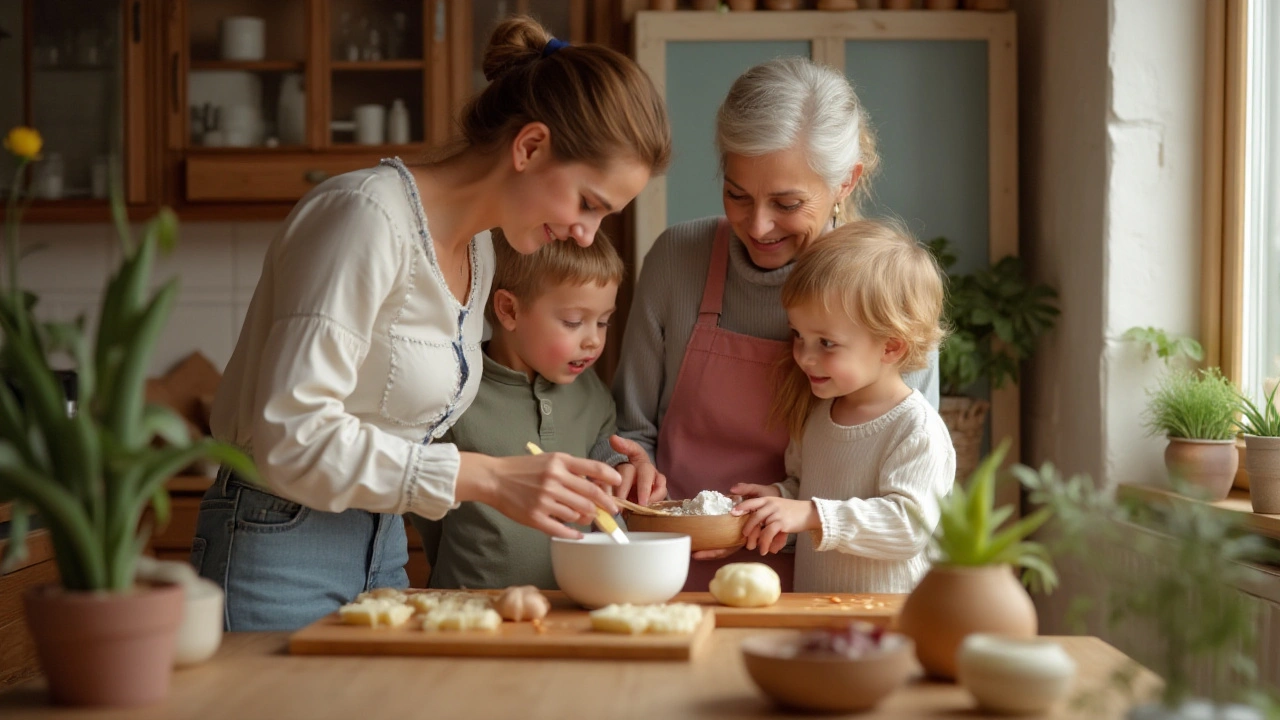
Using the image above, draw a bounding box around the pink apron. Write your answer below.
[656,218,795,592]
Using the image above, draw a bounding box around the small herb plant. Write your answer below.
[1122,326,1204,369]
[925,438,1057,593]
[1238,383,1280,438]
[1142,368,1241,441]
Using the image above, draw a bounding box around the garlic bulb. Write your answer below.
[494,585,550,622]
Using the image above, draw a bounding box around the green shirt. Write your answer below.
[410,352,624,590]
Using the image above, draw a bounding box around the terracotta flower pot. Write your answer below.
[1163,437,1239,501]
[1244,435,1280,513]
[23,583,184,707]
[897,565,1037,680]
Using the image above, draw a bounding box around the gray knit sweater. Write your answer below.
[613,216,940,463]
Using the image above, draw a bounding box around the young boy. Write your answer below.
[411,234,666,590]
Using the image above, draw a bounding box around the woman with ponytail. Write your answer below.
[195,17,671,630]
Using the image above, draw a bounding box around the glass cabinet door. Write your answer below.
[0,0,146,207]
[329,0,425,147]
[183,0,310,150]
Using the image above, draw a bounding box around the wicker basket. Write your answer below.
[939,395,990,482]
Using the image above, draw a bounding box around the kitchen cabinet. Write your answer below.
[0,0,156,221]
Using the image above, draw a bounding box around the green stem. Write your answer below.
[5,159,29,332]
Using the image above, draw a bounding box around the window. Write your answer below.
[1242,0,1280,405]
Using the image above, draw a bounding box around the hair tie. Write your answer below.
[542,38,569,58]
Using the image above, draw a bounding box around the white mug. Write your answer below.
[221,17,265,61]
[354,104,386,145]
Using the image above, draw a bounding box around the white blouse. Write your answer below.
[210,158,493,519]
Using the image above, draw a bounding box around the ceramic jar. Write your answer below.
[957,634,1076,714]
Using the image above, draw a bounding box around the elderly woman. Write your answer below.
[613,57,939,591]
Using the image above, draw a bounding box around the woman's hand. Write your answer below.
[734,497,820,556]
[731,482,781,499]
[456,452,620,539]
[609,435,668,505]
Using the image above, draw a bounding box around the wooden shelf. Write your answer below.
[1118,483,1280,542]
[190,60,305,72]
[331,60,424,71]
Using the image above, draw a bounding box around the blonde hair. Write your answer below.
[486,231,626,323]
[771,220,947,439]
[715,57,880,222]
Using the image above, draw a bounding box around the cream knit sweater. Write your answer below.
[777,391,956,594]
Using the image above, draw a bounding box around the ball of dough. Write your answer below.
[495,585,551,622]
[709,563,782,608]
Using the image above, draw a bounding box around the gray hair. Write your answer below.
[715,57,878,220]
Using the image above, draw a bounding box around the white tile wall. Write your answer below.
[15,221,281,377]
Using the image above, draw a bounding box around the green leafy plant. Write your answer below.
[0,127,258,591]
[1238,383,1280,437]
[1122,326,1204,368]
[925,438,1057,593]
[925,237,1060,397]
[1017,465,1275,711]
[1142,367,1241,440]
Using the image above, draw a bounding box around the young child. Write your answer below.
[730,220,956,594]
[411,234,666,590]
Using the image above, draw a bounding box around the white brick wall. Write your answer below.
[14,221,279,377]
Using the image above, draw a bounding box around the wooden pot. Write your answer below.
[897,565,1037,680]
[1244,435,1280,513]
[23,583,184,707]
[938,395,990,482]
[1163,437,1239,501]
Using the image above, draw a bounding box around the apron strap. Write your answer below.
[697,218,733,326]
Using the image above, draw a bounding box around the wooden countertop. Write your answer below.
[0,632,1158,718]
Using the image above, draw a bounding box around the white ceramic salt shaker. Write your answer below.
[956,634,1076,715]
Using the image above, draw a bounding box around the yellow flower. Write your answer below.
[3,127,42,161]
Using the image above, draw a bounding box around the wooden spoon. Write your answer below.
[614,497,676,516]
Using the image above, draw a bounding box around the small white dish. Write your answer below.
[956,633,1076,714]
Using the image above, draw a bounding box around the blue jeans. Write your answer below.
[191,467,409,631]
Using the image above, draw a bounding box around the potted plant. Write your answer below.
[1238,384,1280,513]
[1141,368,1241,501]
[1017,465,1276,718]
[926,238,1060,481]
[1121,326,1204,369]
[897,438,1056,680]
[0,127,256,707]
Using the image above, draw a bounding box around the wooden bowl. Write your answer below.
[623,501,748,552]
[741,631,916,712]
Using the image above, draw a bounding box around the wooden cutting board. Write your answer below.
[672,591,904,629]
[289,593,714,660]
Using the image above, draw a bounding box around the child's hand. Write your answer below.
[733,497,820,556]
[608,435,667,505]
[730,482,782,499]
